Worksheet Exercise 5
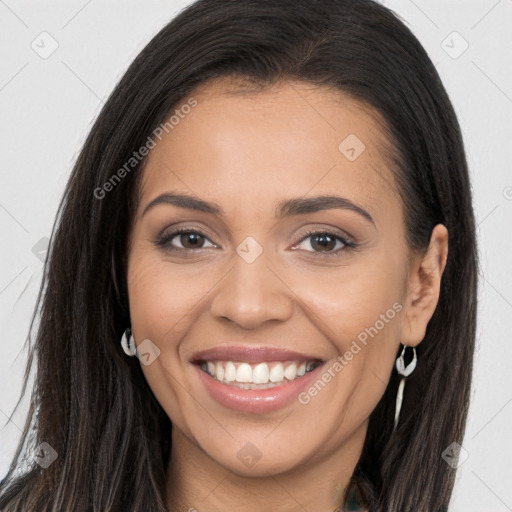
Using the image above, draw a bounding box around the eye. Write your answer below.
[155,228,216,251]
[292,230,356,256]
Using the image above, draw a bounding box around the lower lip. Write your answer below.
[194,363,325,413]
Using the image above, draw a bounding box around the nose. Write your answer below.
[209,249,295,330]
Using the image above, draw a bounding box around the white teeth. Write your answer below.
[284,363,297,381]
[252,362,269,384]
[269,363,284,382]
[201,360,319,386]
[236,363,252,383]
[225,362,236,382]
[215,361,224,381]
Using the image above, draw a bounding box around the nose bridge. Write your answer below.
[209,241,294,328]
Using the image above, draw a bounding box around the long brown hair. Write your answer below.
[0,0,478,510]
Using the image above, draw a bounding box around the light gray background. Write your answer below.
[0,1,511,510]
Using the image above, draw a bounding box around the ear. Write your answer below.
[401,224,449,347]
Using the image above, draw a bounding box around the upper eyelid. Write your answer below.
[293,228,354,245]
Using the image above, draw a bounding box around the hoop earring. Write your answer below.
[393,344,417,430]
[120,328,137,357]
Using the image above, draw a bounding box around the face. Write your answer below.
[127,78,437,478]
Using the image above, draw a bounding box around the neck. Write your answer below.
[164,421,367,512]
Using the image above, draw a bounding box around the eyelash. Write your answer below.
[294,229,357,256]
[154,227,357,257]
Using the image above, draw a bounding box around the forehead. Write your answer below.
[139,77,400,225]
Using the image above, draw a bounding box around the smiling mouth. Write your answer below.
[197,359,323,390]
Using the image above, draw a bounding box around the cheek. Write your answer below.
[126,252,218,424]
[127,251,220,344]
[284,260,405,350]
[293,269,403,423]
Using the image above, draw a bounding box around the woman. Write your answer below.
[0,0,477,510]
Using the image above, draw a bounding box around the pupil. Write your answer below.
[181,233,203,248]
[312,234,335,251]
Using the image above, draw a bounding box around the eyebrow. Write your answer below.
[142,192,375,225]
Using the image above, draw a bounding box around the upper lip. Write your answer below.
[191,345,324,364]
